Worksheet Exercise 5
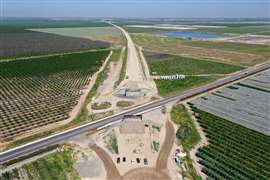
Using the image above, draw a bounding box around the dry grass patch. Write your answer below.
[132,34,267,66]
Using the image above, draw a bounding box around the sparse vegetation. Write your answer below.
[104,131,119,154]
[152,141,160,152]
[90,110,114,121]
[152,125,161,132]
[91,102,112,110]
[133,34,268,66]
[1,146,80,180]
[183,40,270,57]
[116,101,135,107]
[115,47,128,86]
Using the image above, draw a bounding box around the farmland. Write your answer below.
[190,69,270,135]
[154,76,217,97]
[0,50,110,142]
[132,34,269,66]
[144,51,243,96]
[0,19,119,60]
[0,31,110,60]
[191,108,270,180]
[31,26,124,46]
[145,52,244,75]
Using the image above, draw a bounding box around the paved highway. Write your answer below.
[0,63,269,164]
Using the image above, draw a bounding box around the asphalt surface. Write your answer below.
[0,63,269,164]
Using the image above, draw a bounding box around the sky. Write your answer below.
[1,0,269,18]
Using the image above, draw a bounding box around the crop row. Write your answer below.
[192,108,270,180]
[0,50,110,142]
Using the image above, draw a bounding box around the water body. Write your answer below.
[161,31,225,39]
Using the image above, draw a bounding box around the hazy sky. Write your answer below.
[1,0,269,18]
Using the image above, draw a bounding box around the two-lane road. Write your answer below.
[0,62,269,164]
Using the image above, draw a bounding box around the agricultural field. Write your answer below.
[191,108,270,180]
[0,31,110,60]
[144,51,244,96]
[190,69,270,136]
[154,77,217,97]
[0,50,110,142]
[0,147,79,180]
[31,26,124,46]
[145,51,244,75]
[0,19,118,60]
[132,34,268,66]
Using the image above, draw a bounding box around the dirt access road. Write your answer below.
[156,120,175,171]
[110,23,145,82]
[91,120,175,180]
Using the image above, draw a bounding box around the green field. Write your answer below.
[145,52,243,96]
[146,54,244,75]
[155,76,217,97]
[1,148,79,180]
[0,50,108,77]
[192,108,270,180]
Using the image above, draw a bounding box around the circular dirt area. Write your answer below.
[123,167,170,180]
